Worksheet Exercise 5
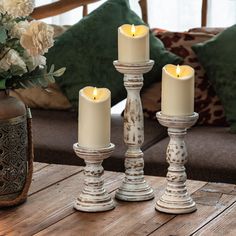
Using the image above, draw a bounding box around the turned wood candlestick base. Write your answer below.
[156,112,199,214]
[113,60,154,201]
[73,143,115,212]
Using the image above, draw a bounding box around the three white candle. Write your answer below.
[78,86,111,149]
[118,24,149,63]
[161,64,194,116]
[78,26,194,151]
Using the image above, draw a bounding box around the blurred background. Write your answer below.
[36,0,236,31]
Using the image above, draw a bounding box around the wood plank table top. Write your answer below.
[1,162,235,236]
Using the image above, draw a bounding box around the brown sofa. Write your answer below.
[29,1,235,184]
[32,108,236,184]
[25,28,235,184]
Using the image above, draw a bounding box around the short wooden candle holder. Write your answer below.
[156,112,199,214]
[113,60,154,201]
[73,143,115,212]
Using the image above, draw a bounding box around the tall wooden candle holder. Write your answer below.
[73,143,115,212]
[113,60,154,201]
[156,112,199,214]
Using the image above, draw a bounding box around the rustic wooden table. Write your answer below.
[1,162,235,235]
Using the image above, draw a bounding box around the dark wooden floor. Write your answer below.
[0,163,235,235]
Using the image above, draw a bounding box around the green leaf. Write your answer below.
[53,67,66,77]
[0,26,7,44]
[49,64,55,73]
[6,65,66,89]
[0,79,6,89]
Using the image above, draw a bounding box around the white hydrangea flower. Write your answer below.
[11,20,30,39]
[0,49,11,72]
[20,21,54,56]
[23,51,46,72]
[0,49,27,74]
[0,0,5,14]
[31,55,46,69]
[3,0,35,18]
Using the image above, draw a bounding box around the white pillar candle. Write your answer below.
[161,64,194,116]
[78,86,111,149]
[118,24,149,64]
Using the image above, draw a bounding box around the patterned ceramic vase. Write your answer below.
[0,90,31,207]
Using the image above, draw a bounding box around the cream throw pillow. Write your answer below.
[10,83,71,110]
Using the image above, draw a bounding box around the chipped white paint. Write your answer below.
[73,143,115,212]
[156,112,199,214]
[113,60,154,201]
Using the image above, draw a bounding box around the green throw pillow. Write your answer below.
[192,25,236,132]
[46,0,181,108]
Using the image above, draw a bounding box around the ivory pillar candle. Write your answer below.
[118,24,149,63]
[78,86,111,149]
[161,64,194,116]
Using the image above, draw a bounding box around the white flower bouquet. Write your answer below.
[0,0,65,90]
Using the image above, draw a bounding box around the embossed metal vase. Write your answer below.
[0,90,33,207]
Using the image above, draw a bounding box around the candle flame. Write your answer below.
[131,24,136,36]
[93,87,98,100]
[176,65,181,77]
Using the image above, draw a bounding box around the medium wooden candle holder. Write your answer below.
[73,143,115,212]
[113,60,154,201]
[156,112,199,214]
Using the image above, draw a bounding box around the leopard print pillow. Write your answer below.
[188,27,225,35]
[142,30,228,126]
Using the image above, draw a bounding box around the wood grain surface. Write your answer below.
[0,163,235,236]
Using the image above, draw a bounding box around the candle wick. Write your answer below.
[93,97,96,100]
[132,34,134,37]
[177,74,180,78]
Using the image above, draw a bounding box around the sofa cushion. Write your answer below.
[193,25,236,132]
[188,27,225,35]
[144,126,236,184]
[10,83,71,110]
[32,108,236,183]
[31,109,167,171]
[141,30,228,126]
[46,0,181,109]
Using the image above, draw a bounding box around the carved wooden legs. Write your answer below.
[115,153,154,201]
[113,61,154,201]
[156,112,199,214]
[73,143,115,212]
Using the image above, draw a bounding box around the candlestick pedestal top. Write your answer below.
[156,112,199,129]
[156,112,199,214]
[113,60,154,74]
[73,143,115,212]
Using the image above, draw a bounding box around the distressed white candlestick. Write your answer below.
[73,143,115,212]
[156,112,199,214]
[113,60,154,201]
